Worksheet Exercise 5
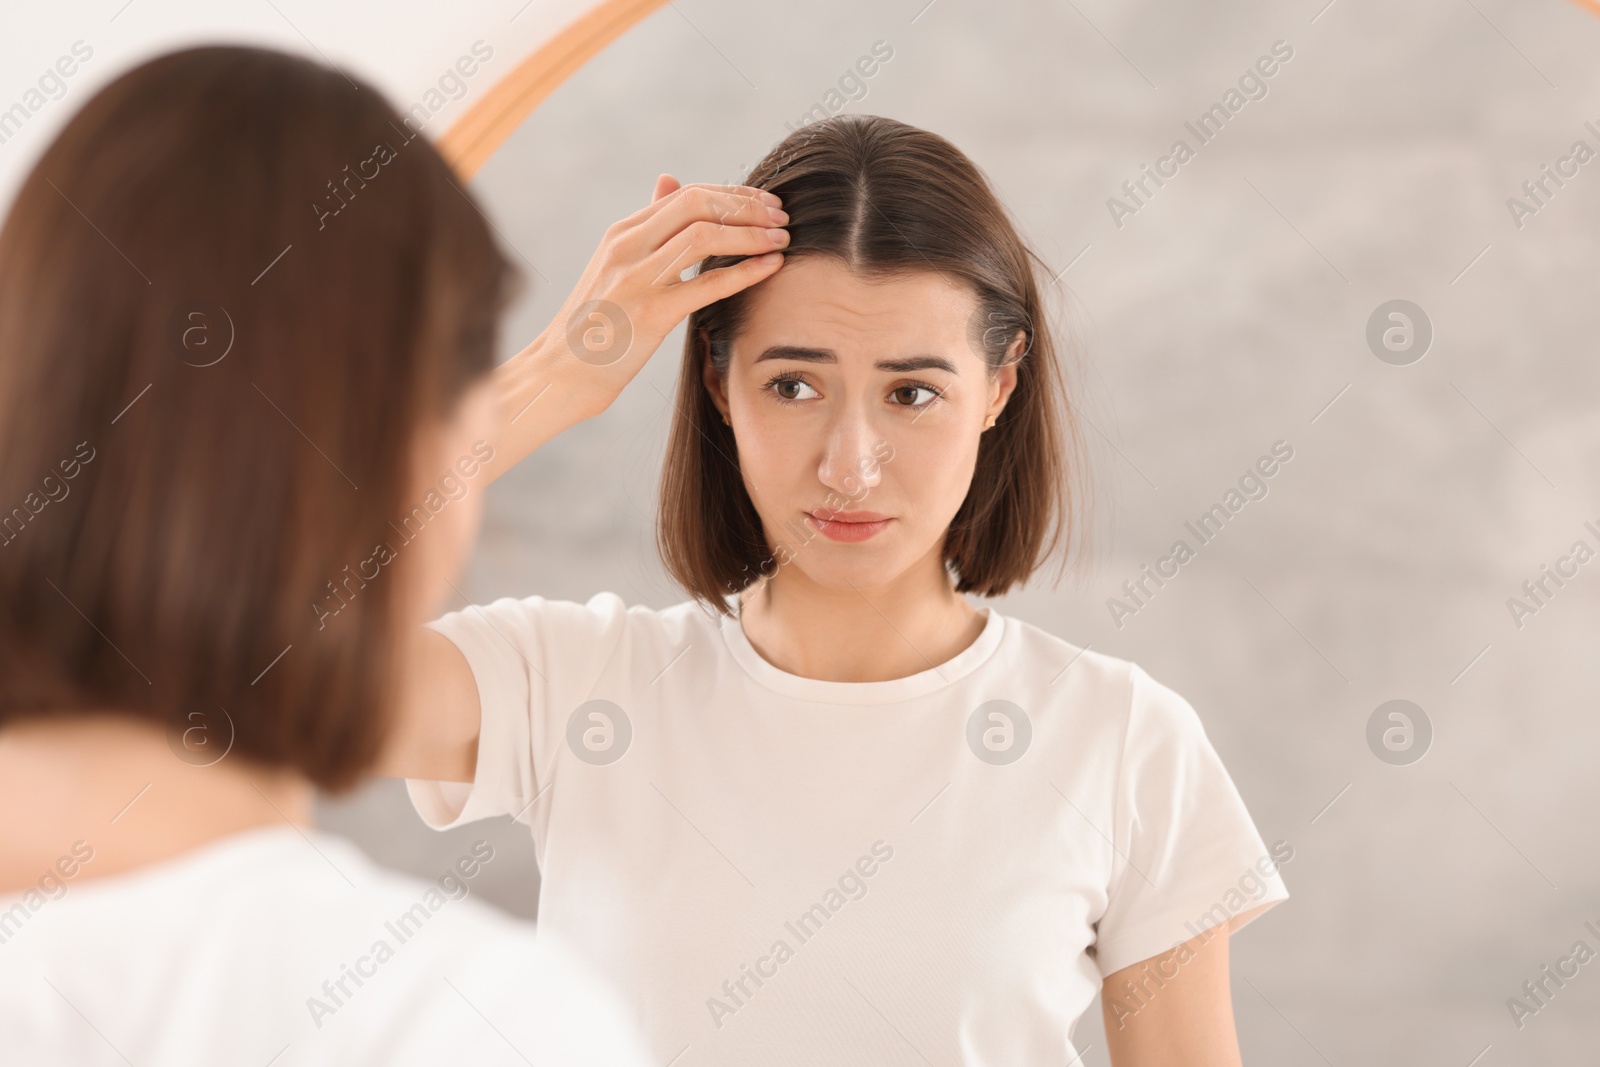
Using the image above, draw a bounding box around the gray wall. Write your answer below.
[321,0,1600,1060]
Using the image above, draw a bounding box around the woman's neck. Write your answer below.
[737,546,988,683]
[0,713,313,895]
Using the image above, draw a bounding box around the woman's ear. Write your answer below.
[698,327,731,423]
[985,328,1025,421]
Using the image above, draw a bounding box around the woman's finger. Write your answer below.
[663,251,785,321]
[640,218,790,289]
[625,181,774,230]
[631,184,785,254]
[651,174,681,203]
[667,181,780,202]
[648,175,770,204]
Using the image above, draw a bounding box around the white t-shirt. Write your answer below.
[407,593,1289,1065]
[0,823,654,1067]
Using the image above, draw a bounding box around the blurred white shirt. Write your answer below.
[0,824,654,1066]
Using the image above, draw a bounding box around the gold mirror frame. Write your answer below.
[439,0,668,178]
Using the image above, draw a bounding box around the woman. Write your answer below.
[391,115,1290,1064]
[0,46,780,1065]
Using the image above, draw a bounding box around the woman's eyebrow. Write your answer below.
[754,345,957,374]
[879,355,957,374]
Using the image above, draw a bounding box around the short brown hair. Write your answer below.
[658,114,1089,614]
[0,47,514,789]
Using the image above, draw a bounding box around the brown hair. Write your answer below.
[0,47,515,789]
[658,114,1088,614]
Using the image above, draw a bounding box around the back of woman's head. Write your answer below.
[659,113,1088,611]
[0,46,514,788]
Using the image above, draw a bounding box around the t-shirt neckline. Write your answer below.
[719,602,1006,705]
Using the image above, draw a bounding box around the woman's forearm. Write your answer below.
[481,328,604,484]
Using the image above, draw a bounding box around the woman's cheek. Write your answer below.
[743,440,790,497]
[921,442,981,524]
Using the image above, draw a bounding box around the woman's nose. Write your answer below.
[816,415,883,501]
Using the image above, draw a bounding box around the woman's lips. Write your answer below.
[805,510,892,543]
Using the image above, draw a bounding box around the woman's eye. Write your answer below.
[891,385,940,407]
[771,377,818,401]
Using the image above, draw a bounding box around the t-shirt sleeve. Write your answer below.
[1089,663,1290,978]
[405,591,629,831]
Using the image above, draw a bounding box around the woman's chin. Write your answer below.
[785,547,920,596]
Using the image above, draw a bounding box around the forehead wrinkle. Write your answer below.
[752,348,959,376]
[737,260,979,372]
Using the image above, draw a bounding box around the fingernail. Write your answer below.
[767,228,790,245]
[767,207,789,224]
[760,191,782,207]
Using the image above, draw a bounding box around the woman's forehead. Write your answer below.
[737,258,979,358]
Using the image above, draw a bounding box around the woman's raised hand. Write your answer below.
[477,176,788,483]
[559,176,788,404]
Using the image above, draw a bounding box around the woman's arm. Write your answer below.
[1101,924,1244,1067]
[376,177,790,783]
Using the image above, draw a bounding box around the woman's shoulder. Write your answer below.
[441,590,721,662]
[0,826,650,1064]
[991,610,1202,733]
[0,825,507,936]
[991,610,1136,694]
[468,589,719,635]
